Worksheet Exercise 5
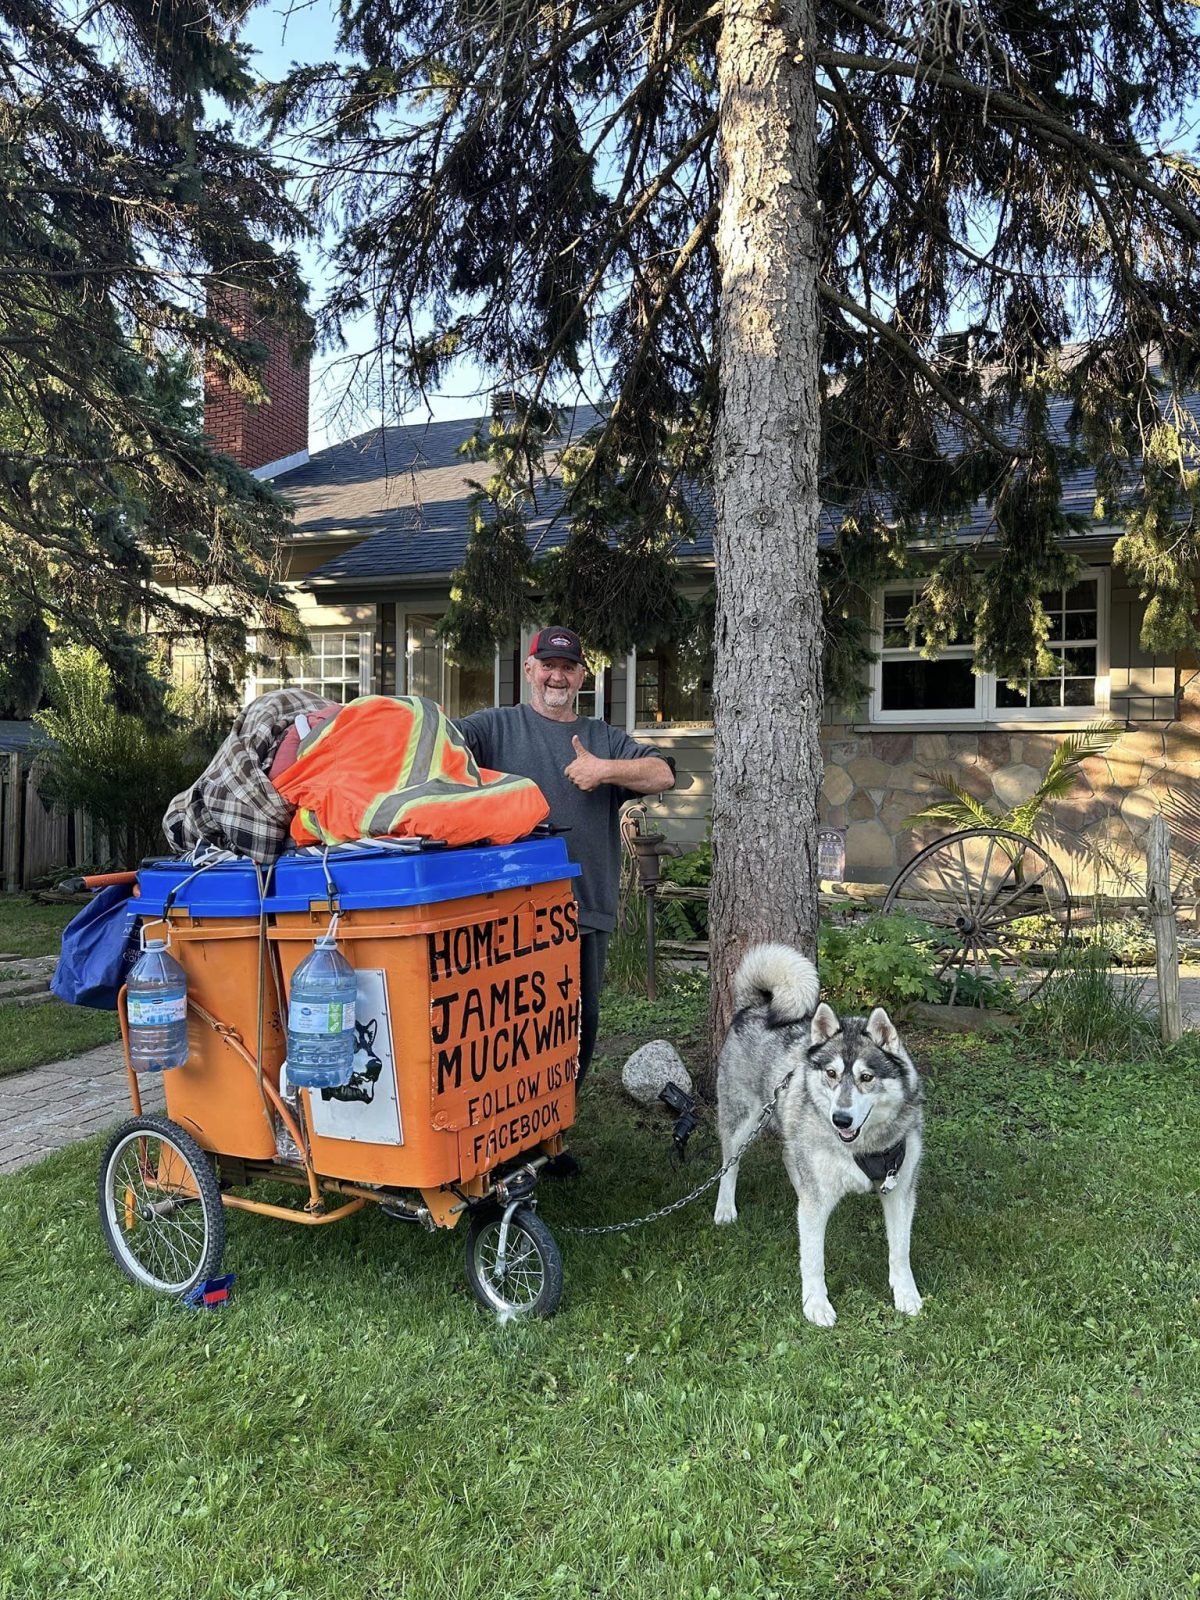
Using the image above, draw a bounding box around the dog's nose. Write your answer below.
[831,1110,854,1130]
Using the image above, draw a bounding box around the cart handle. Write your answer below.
[58,870,139,893]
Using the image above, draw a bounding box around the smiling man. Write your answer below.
[455,626,675,1117]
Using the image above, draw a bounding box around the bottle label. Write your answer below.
[128,996,187,1027]
[289,1000,356,1035]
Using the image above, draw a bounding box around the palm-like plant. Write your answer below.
[904,722,1119,846]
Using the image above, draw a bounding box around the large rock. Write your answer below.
[913,733,951,762]
[622,1041,693,1107]
[992,763,1041,808]
[821,765,855,806]
[845,818,898,875]
[847,754,897,788]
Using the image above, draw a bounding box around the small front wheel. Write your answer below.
[464,1205,563,1318]
[98,1116,225,1295]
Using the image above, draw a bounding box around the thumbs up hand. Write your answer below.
[564,734,607,792]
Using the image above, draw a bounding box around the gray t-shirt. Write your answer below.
[455,703,673,932]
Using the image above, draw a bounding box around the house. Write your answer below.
[201,309,1200,893]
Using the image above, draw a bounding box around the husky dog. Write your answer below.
[713,944,924,1326]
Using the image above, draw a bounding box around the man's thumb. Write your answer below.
[572,735,586,755]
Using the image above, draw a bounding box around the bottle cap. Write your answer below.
[144,938,166,950]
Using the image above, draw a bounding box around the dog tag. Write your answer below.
[879,1172,899,1195]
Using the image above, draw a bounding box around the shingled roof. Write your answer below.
[286,393,1192,591]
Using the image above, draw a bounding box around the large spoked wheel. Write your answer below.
[98,1115,225,1295]
[464,1205,563,1319]
[884,827,1071,1004]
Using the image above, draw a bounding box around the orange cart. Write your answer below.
[96,839,581,1317]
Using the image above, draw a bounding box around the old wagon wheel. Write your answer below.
[883,827,1071,1004]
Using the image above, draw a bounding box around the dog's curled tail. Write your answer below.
[732,943,819,1023]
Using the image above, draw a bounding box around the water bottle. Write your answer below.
[274,1060,302,1164]
[286,935,357,1088]
[126,939,189,1072]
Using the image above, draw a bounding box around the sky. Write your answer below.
[237,0,491,450]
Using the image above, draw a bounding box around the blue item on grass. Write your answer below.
[50,883,141,1010]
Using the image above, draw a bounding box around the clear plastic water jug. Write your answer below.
[286,934,357,1088]
[126,939,189,1072]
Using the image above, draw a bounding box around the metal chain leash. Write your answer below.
[555,1065,798,1237]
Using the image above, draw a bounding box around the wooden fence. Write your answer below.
[1,752,98,891]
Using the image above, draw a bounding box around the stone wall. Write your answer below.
[820,693,1200,893]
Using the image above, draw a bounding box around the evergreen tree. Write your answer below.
[272,0,1200,1067]
[0,0,313,716]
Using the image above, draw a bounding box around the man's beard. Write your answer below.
[541,684,574,707]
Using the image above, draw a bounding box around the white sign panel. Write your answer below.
[305,968,405,1146]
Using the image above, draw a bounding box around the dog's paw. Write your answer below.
[803,1294,837,1328]
[713,1198,738,1225]
[892,1284,923,1316]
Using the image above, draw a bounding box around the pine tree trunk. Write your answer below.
[704,0,823,1092]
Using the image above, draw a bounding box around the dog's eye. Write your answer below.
[858,1071,875,1085]
[824,1066,839,1082]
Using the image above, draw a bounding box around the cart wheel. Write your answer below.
[464,1205,563,1319]
[98,1115,225,1296]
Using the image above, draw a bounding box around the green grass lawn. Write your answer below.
[0,997,119,1079]
[1,991,1198,1599]
[0,896,119,1076]
[0,893,80,958]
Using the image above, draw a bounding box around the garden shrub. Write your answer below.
[1026,947,1162,1060]
[657,834,712,942]
[35,646,220,865]
[817,911,946,1011]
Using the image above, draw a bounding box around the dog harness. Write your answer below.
[854,1139,906,1193]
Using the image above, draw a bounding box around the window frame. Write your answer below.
[398,608,503,714]
[247,626,374,705]
[869,567,1110,725]
[628,645,715,734]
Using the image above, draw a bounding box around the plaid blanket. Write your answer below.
[162,689,336,864]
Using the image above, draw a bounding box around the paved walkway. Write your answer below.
[0,1042,163,1175]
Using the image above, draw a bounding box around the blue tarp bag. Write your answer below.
[50,883,141,1010]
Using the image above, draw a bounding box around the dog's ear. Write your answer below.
[810,1002,840,1045]
[866,1007,900,1054]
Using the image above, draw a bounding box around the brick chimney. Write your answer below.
[204,288,310,478]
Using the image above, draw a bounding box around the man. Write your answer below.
[456,626,675,1105]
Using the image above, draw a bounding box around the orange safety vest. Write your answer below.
[272,695,549,848]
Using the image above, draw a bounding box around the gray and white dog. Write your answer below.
[713,943,924,1326]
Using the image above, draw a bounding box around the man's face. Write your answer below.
[525,653,587,713]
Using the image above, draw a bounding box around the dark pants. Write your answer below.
[576,929,610,1094]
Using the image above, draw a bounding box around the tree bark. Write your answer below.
[705,0,823,1092]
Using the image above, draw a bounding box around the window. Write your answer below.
[871,571,1108,723]
[403,613,496,716]
[994,580,1100,710]
[632,641,713,730]
[575,669,602,721]
[253,629,372,703]
[877,589,980,716]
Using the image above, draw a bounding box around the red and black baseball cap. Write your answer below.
[528,625,584,665]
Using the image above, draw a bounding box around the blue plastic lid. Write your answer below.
[267,838,580,913]
[136,858,267,918]
[136,838,580,918]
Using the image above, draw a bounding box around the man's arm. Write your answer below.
[452,710,493,765]
[564,737,675,794]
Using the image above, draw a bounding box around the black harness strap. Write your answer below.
[854,1138,906,1187]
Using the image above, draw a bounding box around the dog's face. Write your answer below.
[807,1003,915,1145]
